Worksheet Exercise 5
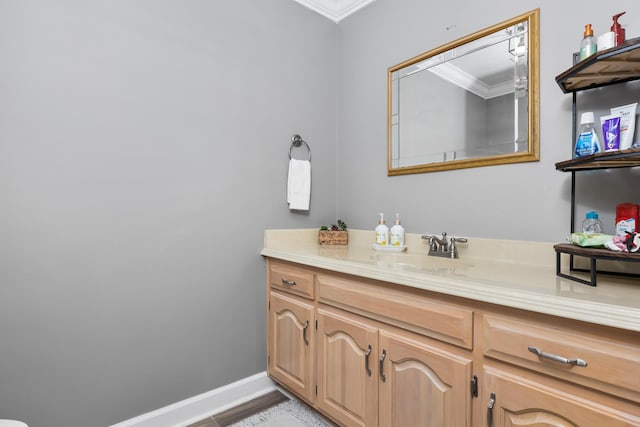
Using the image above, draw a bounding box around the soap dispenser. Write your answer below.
[579,24,597,60]
[375,213,389,246]
[390,213,405,247]
[611,12,626,46]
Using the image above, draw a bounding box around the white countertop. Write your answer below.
[261,229,640,332]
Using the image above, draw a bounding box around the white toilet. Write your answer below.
[0,421,28,427]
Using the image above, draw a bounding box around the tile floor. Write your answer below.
[187,390,289,427]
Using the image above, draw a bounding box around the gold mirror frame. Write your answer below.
[388,9,539,175]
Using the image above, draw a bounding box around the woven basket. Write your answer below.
[318,230,348,245]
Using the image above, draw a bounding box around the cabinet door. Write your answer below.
[316,307,378,427]
[378,329,473,427]
[268,291,315,403]
[483,365,640,427]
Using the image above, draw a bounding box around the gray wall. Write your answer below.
[337,0,640,241]
[2,1,640,426]
[0,1,337,426]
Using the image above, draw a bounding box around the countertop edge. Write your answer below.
[261,248,640,332]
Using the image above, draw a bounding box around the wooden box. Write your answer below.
[318,230,348,245]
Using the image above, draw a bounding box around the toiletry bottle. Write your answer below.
[389,213,405,247]
[375,213,389,246]
[582,211,604,234]
[611,12,626,46]
[574,112,601,157]
[579,24,597,61]
[616,203,639,236]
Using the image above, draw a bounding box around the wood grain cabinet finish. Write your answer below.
[267,290,315,403]
[482,364,640,426]
[316,306,472,427]
[269,260,315,300]
[378,328,472,427]
[265,258,640,426]
[317,273,473,349]
[316,307,379,427]
[482,314,640,403]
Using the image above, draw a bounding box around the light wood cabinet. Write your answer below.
[268,290,315,403]
[316,306,472,427]
[482,313,640,403]
[316,307,378,427]
[265,258,640,426]
[482,364,640,426]
[378,328,472,427]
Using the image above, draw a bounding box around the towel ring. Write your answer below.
[289,134,311,161]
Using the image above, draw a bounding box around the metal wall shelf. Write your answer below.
[555,37,640,93]
[554,40,640,286]
[555,148,640,171]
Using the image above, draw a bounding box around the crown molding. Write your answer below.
[293,0,376,23]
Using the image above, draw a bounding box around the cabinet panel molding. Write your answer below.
[268,291,315,402]
[378,329,472,427]
[316,307,378,427]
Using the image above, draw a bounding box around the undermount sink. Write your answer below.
[369,252,473,275]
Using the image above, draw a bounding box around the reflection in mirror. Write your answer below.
[388,9,539,175]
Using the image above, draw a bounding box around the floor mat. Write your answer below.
[229,399,333,427]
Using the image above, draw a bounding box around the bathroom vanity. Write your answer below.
[262,229,640,427]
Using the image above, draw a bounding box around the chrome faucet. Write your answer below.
[421,232,468,259]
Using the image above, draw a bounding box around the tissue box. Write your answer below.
[318,230,348,245]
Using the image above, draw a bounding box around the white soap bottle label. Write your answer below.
[376,231,388,245]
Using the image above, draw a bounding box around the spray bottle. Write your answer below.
[611,12,626,46]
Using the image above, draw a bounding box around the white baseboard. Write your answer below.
[110,372,276,427]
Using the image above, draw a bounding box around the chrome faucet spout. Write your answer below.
[432,232,448,252]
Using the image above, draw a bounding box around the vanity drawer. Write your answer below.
[483,314,640,400]
[317,274,473,349]
[268,260,315,300]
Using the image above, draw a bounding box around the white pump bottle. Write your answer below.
[375,213,389,246]
[390,213,405,247]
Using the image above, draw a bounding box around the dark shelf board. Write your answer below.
[554,243,640,261]
[555,37,640,93]
[555,147,640,171]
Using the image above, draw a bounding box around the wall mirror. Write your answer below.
[388,9,539,175]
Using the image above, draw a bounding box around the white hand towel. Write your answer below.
[287,159,311,211]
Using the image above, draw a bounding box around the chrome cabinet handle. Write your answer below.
[528,346,588,367]
[379,349,387,382]
[487,392,496,427]
[364,344,372,376]
[302,320,309,346]
[281,278,296,286]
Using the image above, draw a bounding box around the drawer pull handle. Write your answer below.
[302,320,309,346]
[487,392,496,427]
[281,278,297,286]
[364,344,372,376]
[528,346,588,367]
[379,349,387,382]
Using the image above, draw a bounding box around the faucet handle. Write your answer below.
[449,236,468,259]
[450,236,468,243]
